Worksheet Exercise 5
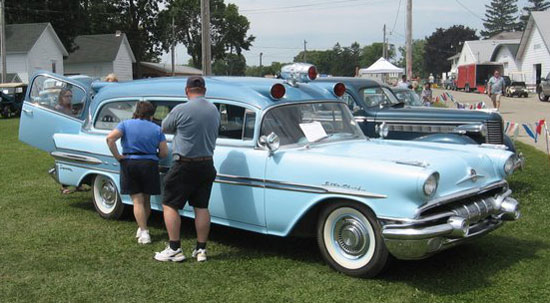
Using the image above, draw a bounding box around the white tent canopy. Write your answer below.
[359,57,403,74]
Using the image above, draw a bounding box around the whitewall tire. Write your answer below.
[92,175,124,219]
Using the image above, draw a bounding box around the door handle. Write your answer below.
[22,108,33,115]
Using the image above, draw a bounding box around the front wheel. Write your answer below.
[317,202,389,278]
[92,175,124,219]
[539,91,549,102]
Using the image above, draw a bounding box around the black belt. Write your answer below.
[123,152,156,156]
[173,155,212,162]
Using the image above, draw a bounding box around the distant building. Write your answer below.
[515,11,550,88]
[137,62,202,78]
[1,23,68,83]
[64,33,136,81]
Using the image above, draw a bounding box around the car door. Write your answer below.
[19,73,90,152]
[208,100,267,228]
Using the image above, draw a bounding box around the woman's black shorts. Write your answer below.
[120,159,161,195]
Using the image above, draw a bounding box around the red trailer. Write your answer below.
[456,63,503,93]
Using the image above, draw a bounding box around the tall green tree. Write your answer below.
[155,0,255,70]
[424,25,478,77]
[293,42,361,76]
[398,39,426,78]
[519,0,550,29]
[481,0,521,38]
[359,42,396,68]
[212,53,246,76]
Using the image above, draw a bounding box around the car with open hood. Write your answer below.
[19,69,520,278]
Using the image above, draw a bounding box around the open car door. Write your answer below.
[19,72,91,152]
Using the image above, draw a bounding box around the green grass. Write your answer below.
[1,117,549,303]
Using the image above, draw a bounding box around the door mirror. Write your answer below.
[259,132,280,155]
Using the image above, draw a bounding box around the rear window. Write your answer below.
[94,100,184,130]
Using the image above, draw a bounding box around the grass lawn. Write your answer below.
[1,117,549,303]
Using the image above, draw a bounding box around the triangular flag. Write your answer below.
[508,122,518,136]
[504,121,510,134]
[441,93,448,101]
[523,123,537,142]
[536,119,545,135]
[513,126,520,140]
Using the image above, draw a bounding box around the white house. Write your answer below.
[64,33,136,81]
[1,23,68,83]
[455,39,520,68]
[490,44,521,77]
[515,11,550,88]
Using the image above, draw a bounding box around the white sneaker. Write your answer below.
[138,230,151,244]
[135,227,142,238]
[192,248,207,262]
[154,246,186,262]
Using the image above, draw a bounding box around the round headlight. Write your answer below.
[423,173,439,197]
[504,155,515,175]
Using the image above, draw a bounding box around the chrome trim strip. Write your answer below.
[375,119,482,125]
[455,173,486,185]
[51,151,103,164]
[55,160,119,174]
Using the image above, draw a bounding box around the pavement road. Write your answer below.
[433,88,550,154]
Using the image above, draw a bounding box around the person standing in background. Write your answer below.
[487,70,505,111]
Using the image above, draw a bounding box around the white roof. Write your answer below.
[517,11,550,59]
[464,39,519,63]
[359,57,403,74]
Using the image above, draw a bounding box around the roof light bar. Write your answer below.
[280,63,318,83]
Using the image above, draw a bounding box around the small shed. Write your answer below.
[64,33,136,81]
[358,57,403,83]
[137,62,202,78]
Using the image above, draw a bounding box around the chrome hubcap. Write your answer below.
[334,216,369,257]
[99,179,116,209]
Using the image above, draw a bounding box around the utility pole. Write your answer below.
[0,0,6,83]
[171,15,175,76]
[201,0,212,75]
[303,40,307,62]
[383,24,387,59]
[259,52,263,77]
[405,0,412,80]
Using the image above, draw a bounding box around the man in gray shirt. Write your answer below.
[154,76,220,263]
[487,70,505,111]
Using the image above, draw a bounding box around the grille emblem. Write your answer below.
[470,169,478,182]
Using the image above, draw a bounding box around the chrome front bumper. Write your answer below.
[382,189,520,260]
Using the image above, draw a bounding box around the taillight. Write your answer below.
[333,83,346,97]
[270,83,286,99]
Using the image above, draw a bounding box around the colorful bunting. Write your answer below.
[522,123,537,143]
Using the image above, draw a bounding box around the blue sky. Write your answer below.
[161,0,530,66]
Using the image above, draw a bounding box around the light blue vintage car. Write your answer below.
[19,70,520,277]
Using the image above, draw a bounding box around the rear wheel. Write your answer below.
[92,175,124,219]
[539,91,549,102]
[317,202,389,278]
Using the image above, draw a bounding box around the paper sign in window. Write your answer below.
[299,121,327,142]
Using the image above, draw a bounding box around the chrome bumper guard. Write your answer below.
[515,152,525,171]
[382,189,520,260]
[48,165,60,184]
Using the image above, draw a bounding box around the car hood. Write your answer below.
[373,106,501,122]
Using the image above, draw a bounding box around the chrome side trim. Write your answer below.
[216,173,387,199]
[455,172,486,185]
[55,160,119,174]
[376,119,480,125]
[394,160,430,168]
[51,151,103,165]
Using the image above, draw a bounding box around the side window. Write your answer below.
[30,75,87,118]
[94,100,137,130]
[94,100,185,130]
[215,103,255,140]
[342,92,362,113]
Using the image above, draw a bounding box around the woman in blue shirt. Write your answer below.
[106,101,168,244]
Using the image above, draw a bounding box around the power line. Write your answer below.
[243,1,383,15]
[454,0,484,20]
[240,0,368,13]
[391,0,403,33]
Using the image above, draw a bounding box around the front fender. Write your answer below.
[413,133,477,145]
[503,134,516,153]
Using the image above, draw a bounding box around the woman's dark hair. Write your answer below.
[133,101,155,120]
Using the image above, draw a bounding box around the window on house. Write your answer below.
[51,61,56,73]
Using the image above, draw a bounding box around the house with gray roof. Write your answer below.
[64,33,136,81]
[1,23,68,83]
[515,11,550,88]
[139,62,202,78]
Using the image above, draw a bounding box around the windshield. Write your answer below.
[394,90,422,106]
[360,87,400,107]
[261,102,365,147]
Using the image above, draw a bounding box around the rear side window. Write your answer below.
[214,103,256,140]
[94,100,184,130]
[30,75,87,118]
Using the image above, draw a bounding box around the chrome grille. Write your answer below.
[486,121,504,144]
[451,198,497,223]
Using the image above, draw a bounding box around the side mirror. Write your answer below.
[259,132,280,155]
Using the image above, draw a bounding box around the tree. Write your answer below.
[245,62,288,77]
[398,39,426,78]
[212,53,246,76]
[155,0,255,70]
[360,43,396,68]
[481,0,521,38]
[519,0,550,29]
[424,25,478,77]
[293,42,362,76]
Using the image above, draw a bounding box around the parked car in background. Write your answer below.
[538,72,550,102]
[19,69,520,278]
[312,76,523,166]
[391,87,423,106]
[506,81,529,98]
[0,82,28,118]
